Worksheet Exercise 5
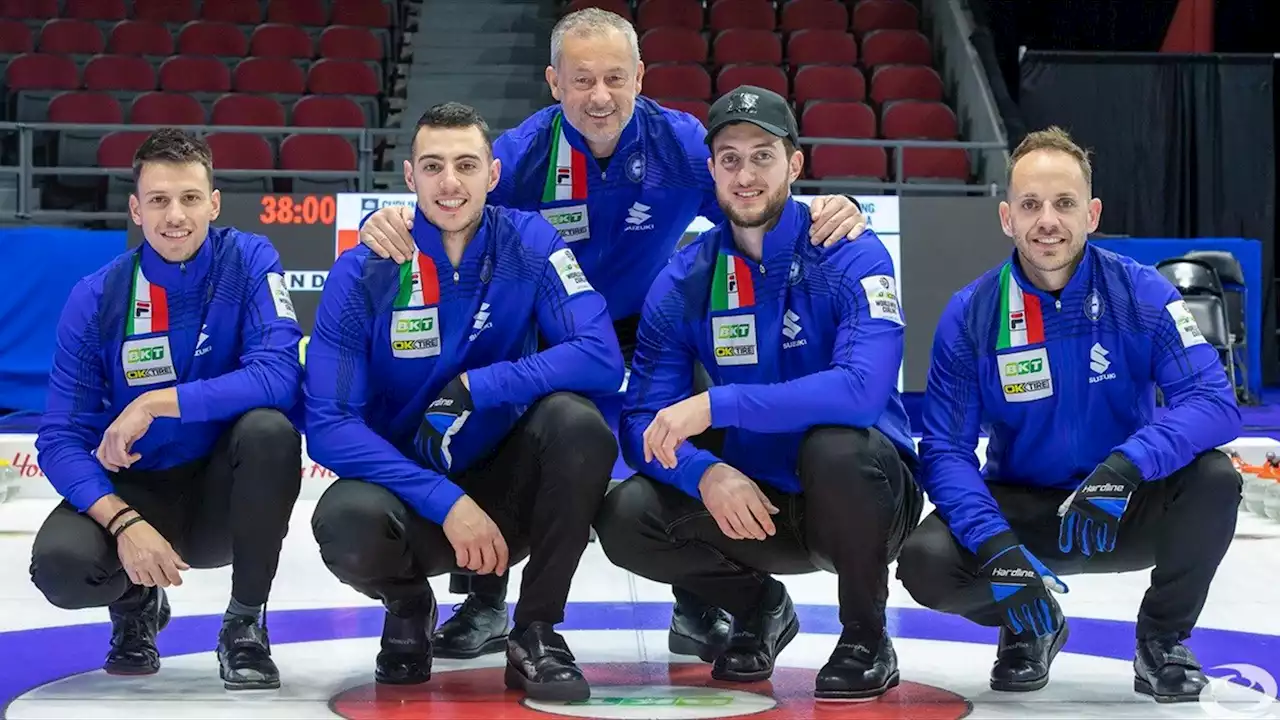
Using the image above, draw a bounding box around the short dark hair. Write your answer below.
[411,102,493,157]
[132,128,214,187]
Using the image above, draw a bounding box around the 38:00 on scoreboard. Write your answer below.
[257,194,337,225]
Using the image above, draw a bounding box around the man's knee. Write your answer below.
[894,514,963,611]
[799,426,890,490]
[311,480,405,575]
[531,392,618,475]
[230,408,302,460]
[30,536,110,610]
[594,477,664,569]
[1176,450,1243,506]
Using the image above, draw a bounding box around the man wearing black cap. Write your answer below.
[594,86,923,701]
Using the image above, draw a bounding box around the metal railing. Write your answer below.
[0,122,1008,224]
[0,122,403,223]
[792,136,1007,195]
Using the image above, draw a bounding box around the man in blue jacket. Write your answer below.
[594,87,923,701]
[31,129,304,691]
[355,8,869,663]
[898,127,1242,702]
[306,102,624,703]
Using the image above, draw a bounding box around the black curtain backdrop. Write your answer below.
[1017,52,1277,383]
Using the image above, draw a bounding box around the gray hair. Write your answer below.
[549,8,640,69]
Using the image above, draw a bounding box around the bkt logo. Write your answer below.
[545,210,582,225]
[396,317,433,333]
[1005,358,1043,376]
[127,346,165,363]
[718,324,750,339]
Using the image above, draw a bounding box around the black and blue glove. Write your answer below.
[978,532,1069,637]
[1057,452,1142,556]
[414,375,472,472]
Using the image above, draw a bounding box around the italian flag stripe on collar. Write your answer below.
[711,253,755,311]
[997,262,1044,349]
[542,113,588,203]
[395,252,440,309]
[126,258,168,336]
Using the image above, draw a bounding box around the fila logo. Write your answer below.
[470,302,493,341]
[782,310,807,349]
[624,202,654,231]
[1089,342,1116,384]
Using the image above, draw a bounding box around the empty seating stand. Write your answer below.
[1,0,396,202]
[567,0,970,187]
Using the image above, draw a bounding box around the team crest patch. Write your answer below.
[1085,289,1104,322]
[480,254,493,284]
[626,152,645,183]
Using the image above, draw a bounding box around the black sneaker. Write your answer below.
[504,621,590,702]
[667,592,731,663]
[990,613,1069,692]
[711,584,798,683]
[432,594,510,659]
[1134,634,1209,703]
[815,631,900,701]
[375,593,437,685]
[217,613,279,690]
[104,586,170,676]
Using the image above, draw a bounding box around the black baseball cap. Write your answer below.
[705,85,800,148]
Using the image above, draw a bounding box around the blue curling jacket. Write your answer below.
[488,97,724,320]
[919,244,1241,553]
[304,205,624,525]
[37,228,305,512]
[622,197,915,497]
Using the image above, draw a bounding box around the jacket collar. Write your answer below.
[411,204,491,269]
[557,105,642,165]
[1008,242,1096,302]
[138,231,212,289]
[718,195,807,269]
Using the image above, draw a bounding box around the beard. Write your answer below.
[718,181,789,229]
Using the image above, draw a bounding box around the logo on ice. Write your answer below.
[1199,664,1278,718]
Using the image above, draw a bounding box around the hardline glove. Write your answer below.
[415,375,473,472]
[1057,452,1142,556]
[978,532,1069,638]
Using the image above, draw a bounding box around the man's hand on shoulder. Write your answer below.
[360,206,416,263]
[808,195,867,248]
[643,392,712,469]
[698,463,779,541]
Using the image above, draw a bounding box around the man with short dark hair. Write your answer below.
[306,102,624,702]
[897,126,1243,702]
[354,8,871,663]
[594,87,923,701]
[32,128,305,691]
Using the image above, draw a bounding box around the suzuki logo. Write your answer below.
[469,302,493,341]
[1090,343,1110,374]
[626,202,651,225]
[782,310,801,340]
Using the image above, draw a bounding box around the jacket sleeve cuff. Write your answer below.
[464,366,500,411]
[975,529,1021,566]
[708,385,739,429]
[673,453,720,500]
[69,479,115,514]
[175,382,209,424]
[1104,449,1147,485]
[417,477,467,526]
